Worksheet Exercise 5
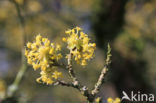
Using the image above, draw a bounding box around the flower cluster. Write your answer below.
[25,35,62,84]
[62,27,96,65]
[107,97,121,103]
[25,27,96,84]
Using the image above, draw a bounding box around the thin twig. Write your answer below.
[54,80,75,88]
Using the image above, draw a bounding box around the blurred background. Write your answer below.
[0,0,156,103]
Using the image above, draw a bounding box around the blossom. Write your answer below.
[63,27,96,65]
[36,67,62,85]
[25,35,62,84]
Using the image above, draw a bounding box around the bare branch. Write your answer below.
[66,52,95,103]
[91,66,108,96]
[91,44,111,96]
[54,80,94,103]
[7,0,27,97]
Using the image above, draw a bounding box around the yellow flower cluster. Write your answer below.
[107,97,121,103]
[63,27,96,65]
[25,35,62,84]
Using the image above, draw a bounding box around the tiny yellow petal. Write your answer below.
[25,50,28,56]
[92,43,96,47]
[65,30,71,34]
[36,78,41,83]
[76,26,82,31]
[27,42,32,48]
[27,59,32,64]
[49,48,54,54]
[36,35,42,41]
[56,45,61,51]
[62,37,67,42]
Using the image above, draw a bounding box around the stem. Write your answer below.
[7,0,27,97]
[67,52,79,85]
[7,63,27,97]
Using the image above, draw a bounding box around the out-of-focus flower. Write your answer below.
[0,79,6,99]
[25,35,62,85]
[27,1,42,13]
[15,0,24,5]
[107,97,121,103]
[63,27,96,66]
[95,97,101,103]
[107,97,113,103]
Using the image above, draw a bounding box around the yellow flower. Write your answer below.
[25,35,62,84]
[62,37,67,42]
[56,45,61,51]
[37,68,55,85]
[26,42,32,48]
[107,98,113,103]
[52,71,62,79]
[107,97,121,103]
[114,98,121,103]
[36,35,42,41]
[63,27,96,65]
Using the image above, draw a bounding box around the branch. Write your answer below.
[9,0,26,45]
[67,52,79,86]
[9,0,25,26]
[66,52,94,103]
[7,0,27,97]
[54,80,93,103]
[51,62,66,69]
[54,80,73,87]
[91,44,111,96]
[91,66,108,96]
